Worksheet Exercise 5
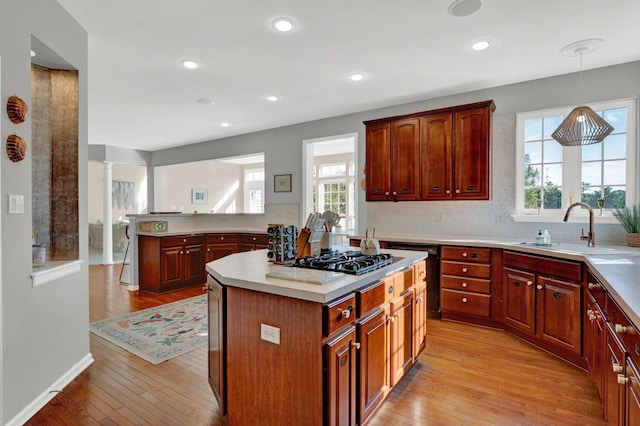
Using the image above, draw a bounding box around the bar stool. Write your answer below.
[119,224,130,284]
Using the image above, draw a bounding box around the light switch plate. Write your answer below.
[261,323,280,345]
[8,194,24,214]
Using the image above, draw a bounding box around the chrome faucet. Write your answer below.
[563,202,595,247]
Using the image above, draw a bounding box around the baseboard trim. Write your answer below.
[6,353,95,426]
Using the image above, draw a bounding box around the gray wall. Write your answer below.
[149,60,640,243]
[0,2,88,423]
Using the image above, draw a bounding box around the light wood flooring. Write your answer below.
[27,264,605,425]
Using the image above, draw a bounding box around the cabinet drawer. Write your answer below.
[441,246,491,263]
[606,294,640,365]
[161,234,204,247]
[207,233,239,244]
[586,270,607,309]
[239,233,269,245]
[441,289,491,318]
[503,251,581,283]
[324,294,356,337]
[357,280,385,318]
[441,260,491,279]
[441,275,490,294]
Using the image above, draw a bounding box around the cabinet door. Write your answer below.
[503,268,536,335]
[184,244,205,284]
[413,283,427,359]
[390,118,420,201]
[626,359,640,426]
[606,323,626,425]
[206,243,238,262]
[356,309,388,425]
[207,279,226,414]
[325,327,357,426]
[585,293,606,401]
[536,276,582,355]
[160,245,184,287]
[365,123,392,200]
[420,113,453,200]
[389,291,414,387]
[453,107,491,200]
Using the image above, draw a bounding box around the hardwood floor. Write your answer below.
[26,264,605,425]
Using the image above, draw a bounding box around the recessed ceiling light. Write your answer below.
[180,59,200,69]
[448,0,482,17]
[272,18,296,32]
[349,73,365,82]
[220,123,230,127]
[30,50,36,57]
[470,40,491,51]
[265,95,280,102]
[196,98,214,104]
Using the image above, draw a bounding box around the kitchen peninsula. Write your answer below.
[205,248,428,426]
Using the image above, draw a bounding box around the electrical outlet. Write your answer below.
[8,194,24,214]
[261,323,280,345]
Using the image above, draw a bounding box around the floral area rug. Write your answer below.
[90,295,208,365]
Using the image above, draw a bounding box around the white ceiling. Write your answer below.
[53,0,640,152]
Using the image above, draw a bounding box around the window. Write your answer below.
[244,167,264,214]
[516,99,637,221]
[314,159,355,230]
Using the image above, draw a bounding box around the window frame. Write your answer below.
[514,98,638,223]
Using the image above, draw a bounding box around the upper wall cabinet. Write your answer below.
[364,100,495,201]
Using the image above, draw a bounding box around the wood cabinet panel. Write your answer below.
[420,113,452,199]
[206,243,238,263]
[356,308,388,425]
[365,123,392,201]
[442,288,491,318]
[605,322,626,425]
[325,326,357,426]
[160,245,184,288]
[390,118,421,201]
[503,267,536,334]
[441,246,491,263]
[536,276,582,355]
[442,275,490,294]
[441,260,491,279]
[324,294,356,337]
[452,107,491,199]
[389,291,414,387]
[626,359,640,426]
[207,278,226,414]
[585,292,606,401]
[413,282,427,358]
[503,251,582,283]
[356,280,385,318]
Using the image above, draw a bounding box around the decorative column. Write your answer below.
[102,161,114,264]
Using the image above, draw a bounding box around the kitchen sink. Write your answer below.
[517,241,560,247]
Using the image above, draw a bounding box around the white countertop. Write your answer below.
[137,228,266,237]
[206,248,428,304]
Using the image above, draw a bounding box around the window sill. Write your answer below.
[31,260,84,288]
[511,214,619,224]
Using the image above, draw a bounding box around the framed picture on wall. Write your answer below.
[192,188,208,204]
[274,174,292,192]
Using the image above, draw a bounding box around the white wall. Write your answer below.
[0,1,89,423]
[88,162,148,222]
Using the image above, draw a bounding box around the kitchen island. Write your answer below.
[205,248,428,426]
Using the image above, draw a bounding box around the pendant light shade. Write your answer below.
[551,105,614,146]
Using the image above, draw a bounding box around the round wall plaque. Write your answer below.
[6,95,29,124]
[6,134,27,162]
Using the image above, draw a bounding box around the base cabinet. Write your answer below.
[356,308,388,425]
[325,327,357,426]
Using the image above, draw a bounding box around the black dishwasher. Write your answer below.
[386,243,440,318]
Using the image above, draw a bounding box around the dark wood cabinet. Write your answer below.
[325,326,357,426]
[389,290,414,387]
[585,292,606,402]
[206,234,238,262]
[238,233,269,252]
[356,308,388,425]
[138,234,205,292]
[413,263,427,359]
[206,278,226,414]
[625,358,640,426]
[605,321,626,425]
[364,100,494,202]
[502,251,583,364]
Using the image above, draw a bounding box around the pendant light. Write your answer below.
[551,39,614,147]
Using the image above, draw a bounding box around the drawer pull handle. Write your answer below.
[455,189,461,194]
[636,343,640,358]
[514,281,521,288]
[445,190,451,194]
[417,296,424,303]
[462,252,468,257]
[180,251,184,254]
[388,285,394,294]
[462,268,468,273]
[612,360,624,373]
[618,374,629,385]
[389,315,396,322]
[537,284,543,290]
[183,239,187,243]
[462,282,468,288]
[553,292,562,300]
[220,237,224,240]
[462,298,468,303]
[587,309,596,321]
[341,306,353,319]
[588,282,600,290]
[353,342,361,350]
[470,253,478,258]
[527,280,533,286]
[615,324,629,334]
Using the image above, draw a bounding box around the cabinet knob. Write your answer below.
[618,374,629,385]
[385,192,390,196]
[183,239,187,243]
[462,297,468,303]
[252,237,257,241]
[389,315,396,322]
[612,361,624,373]
[186,250,190,254]
[220,236,225,240]
[180,250,184,254]
[445,190,451,194]
[587,310,596,321]
[462,267,468,273]
[455,189,461,194]
[615,324,629,334]
[353,342,361,350]
[341,306,353,319]
[462,252,468,257]
[537,284,543,290]
[462,282,468,288]
[527,280,533,286]
[417,296,424,303]
[207,248,211,252]
[588,282,600,290]
[392,191,397,195]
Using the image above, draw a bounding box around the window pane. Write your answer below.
[543,116,562,139]
[603,108,627,132]
[543,164,562,186]
[543,140,562,163]
[524,119,542,141]
[603,160,626,185]
[525,164,542,187]
[543,186,562,209]
[524,187,541,209]
[525,142,541,163]
[582,162,602,186]
[603,134,626,159]
[582,143,602,162]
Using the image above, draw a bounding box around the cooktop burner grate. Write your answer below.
[291,250,393,275]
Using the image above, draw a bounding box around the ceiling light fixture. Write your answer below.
[448,0,482,17]
[551,39,613,147]
[220,122,230,127]
[470,40,491,51]
[196,98,214,104]
[180,59,199,70]
[349,73,365,82]
[272,18,296,32]
[265,95,280,102]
